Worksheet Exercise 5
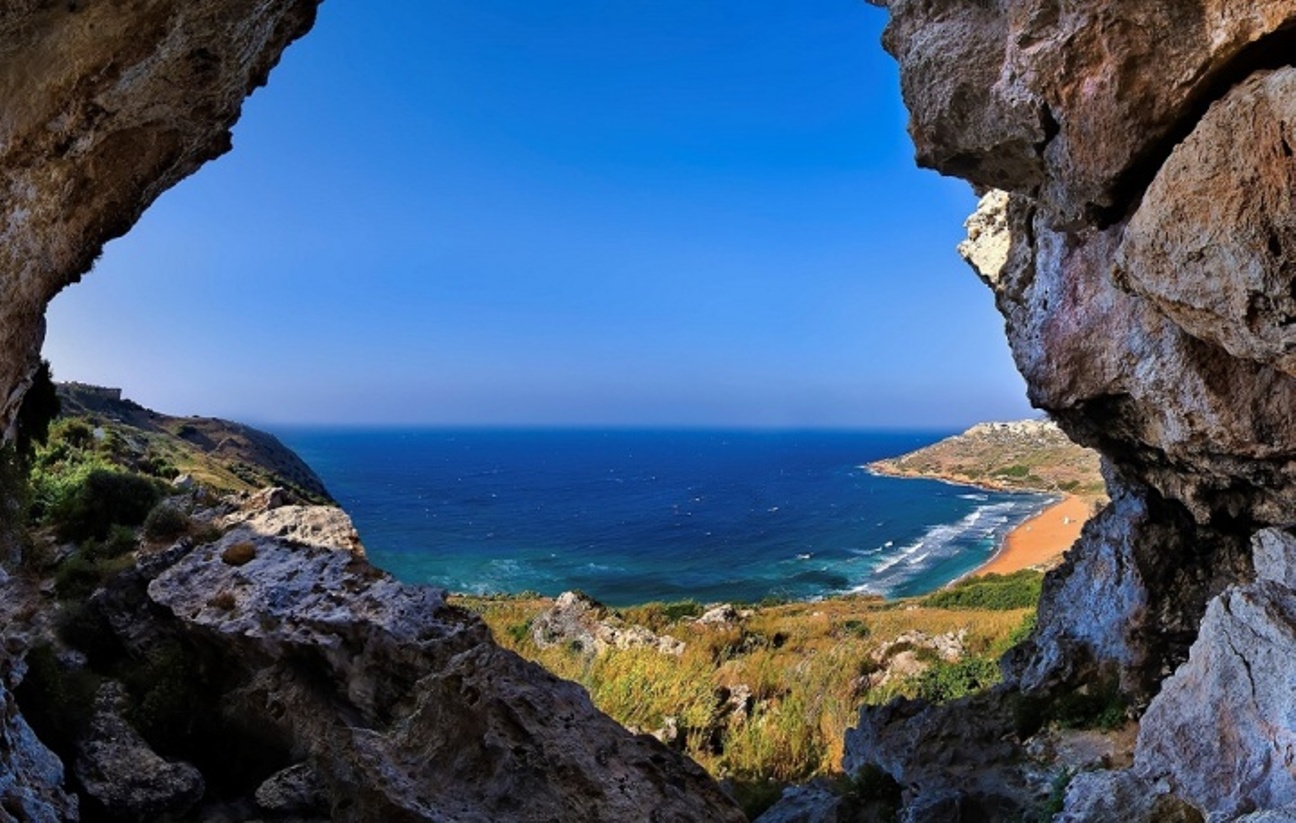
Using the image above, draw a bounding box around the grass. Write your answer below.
[458,592,1036,796]
[920,570,1044,611]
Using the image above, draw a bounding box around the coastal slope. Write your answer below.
[54,382,333,502]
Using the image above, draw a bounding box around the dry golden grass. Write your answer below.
[456,591,1033,785]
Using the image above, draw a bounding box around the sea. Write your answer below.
[274,429,1055,607]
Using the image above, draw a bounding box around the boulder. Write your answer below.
[698,603,742,625]
[0,574,77,823]
[255,762,326,815]
[141,535,739,821]
[532,590,685,656]
[1132,581,1296,818]
[1253,528,1296,588]
[73,681,204,821]
[0,677,77,823]
[753,781,845,823]
[1055,770,1197,823]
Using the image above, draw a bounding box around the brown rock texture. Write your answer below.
[858,0,1296,818]
[0,0,320,440]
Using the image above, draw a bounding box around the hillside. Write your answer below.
[457,573,1069,819]
[869,419,1105,498]
[53,382,332,502]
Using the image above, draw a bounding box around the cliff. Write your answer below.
[55,382,333,502]
[846,1,1296,820]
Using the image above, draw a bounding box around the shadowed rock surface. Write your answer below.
[852,0,1296,819]
[85,500,745,821]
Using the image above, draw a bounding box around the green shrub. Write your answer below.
[727,778,786,821]
[1049,677,1126,731]
[843,763,903,821]
[12,644,100,758]
[54,549,134,600]
[83,524,137,561]
[506,620,533,645]
[921,570,1043,611]
[50,418,95,451]
[1008,611,1038,646]
[1012,672,1127,739]
[124,642,202,755]
[143,503,190,541]
[47,469,161,542]
[623,599,703,632]
[54,553,104,600]
[840,619,871,639]
[914,656,1001,703]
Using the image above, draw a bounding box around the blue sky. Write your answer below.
[43,1,1032,429]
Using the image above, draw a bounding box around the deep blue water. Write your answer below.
[274,429,1054,606]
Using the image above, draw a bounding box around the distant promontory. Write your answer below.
[868,419,1105,499]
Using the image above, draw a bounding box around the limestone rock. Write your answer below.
[958,189,1012,288]
[0,573,77,823]
[878,0,1296,225]
[254,763,326,815]
[842,690,1035,817]
[0,677,77,823]
[1054,770,1198,823]
[1118,69,1296,376]
[1005,473,1250,698]
[532,590,685,656]
[142,538,740,821]
[1254,528,1296,588]
[1133,581,1296,818]
[223,502,366,556]
[74,681,204,821]
[698,603,742,626]
[752,781,845,823]
[860,628,968,690]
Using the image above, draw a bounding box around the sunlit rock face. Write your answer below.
[0,0,320,439]
[856,0,1296,817]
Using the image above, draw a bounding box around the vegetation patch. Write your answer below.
[44,468,161,542]
[913,656,1001,703]
[143,502,192,541]
[460,592,1035,786]
[12,643,101,759]
[921,570,1043,611]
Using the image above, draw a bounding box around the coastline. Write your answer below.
[867,461,1098,579]
[974,494,1093,577]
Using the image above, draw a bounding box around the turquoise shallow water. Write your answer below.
[274,428,1054,606]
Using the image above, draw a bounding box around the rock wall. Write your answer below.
[855,0,1296,818]
[0,0,321,440]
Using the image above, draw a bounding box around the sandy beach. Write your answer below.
[975,495,1095,576]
